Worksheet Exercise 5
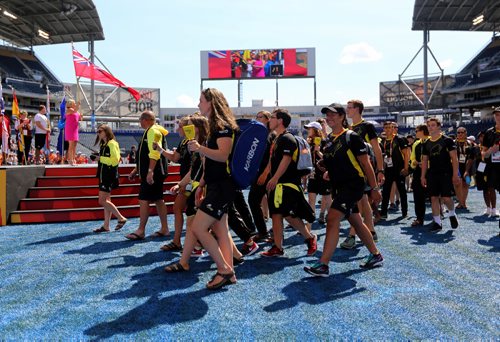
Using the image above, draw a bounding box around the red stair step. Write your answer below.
[19,193,177,210]
[10,202,174,224]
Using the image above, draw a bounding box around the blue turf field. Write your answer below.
[0,189,498,340]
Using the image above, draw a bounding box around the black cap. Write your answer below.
[321,103,346,115]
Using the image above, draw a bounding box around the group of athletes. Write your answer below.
[93,87,500,289]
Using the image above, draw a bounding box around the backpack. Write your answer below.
[293,135,313,176]
[230,119,269,189]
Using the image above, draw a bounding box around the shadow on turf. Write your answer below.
[26,232,93,246]
[400,226,455,245]
[85,259,220,339]
[478,235,500,253]
[264,268,368,312]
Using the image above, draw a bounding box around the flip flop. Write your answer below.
[93,226,110,233]
[125,232,145,241]
[150,231,170,238]
[206,271,236,290]
[160,242,183,251]
[164,262,188,273]
[115,219,128,231]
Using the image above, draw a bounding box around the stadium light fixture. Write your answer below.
[38,29,50,40]
[3,10,17,20]
[472,14,484,26]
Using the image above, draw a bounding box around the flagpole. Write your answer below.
[89,37,96,132]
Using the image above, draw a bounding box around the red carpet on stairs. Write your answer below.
[10,164,181,224]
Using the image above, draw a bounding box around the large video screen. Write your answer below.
[200,48,315,80]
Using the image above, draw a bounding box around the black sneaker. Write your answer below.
[429,222,442,233]
[359,253,384,268]
[304,262,329,277]
[449,215,459,229]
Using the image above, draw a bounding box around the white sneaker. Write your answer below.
[490,209,500,218]
[483,208,491,216]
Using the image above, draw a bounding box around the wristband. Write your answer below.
[371,186,380,191]
[148,169,153,173]
[376,170,384,175]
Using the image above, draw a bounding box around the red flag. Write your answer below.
[72,48,141,101]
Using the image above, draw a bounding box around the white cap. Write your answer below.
[304,122,322,130]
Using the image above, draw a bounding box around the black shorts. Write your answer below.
[184,184,201,217]
[199,178,236,220]
[485,163,500,191]
[139,175,166,202]
[307,178,331,195]
[427,173,455,197]
[269,184,315,223]
[99,178,119,193]
[98,166,119,193]
[475,171,486,191]
[330,179,364,218]
[458,163,467,180]
[34,134,46,149]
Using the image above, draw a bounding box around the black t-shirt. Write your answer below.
[482,127,500,164]
[455,140,474,165]
[203,126,234,184]
[190,152,203,182]
[351,120,378,143]
[270,131,300,184]
[422,134,456,175]
[323,130,367,187]
[309,137,326,179]
[176,139,192,177]
[382,134,408,171]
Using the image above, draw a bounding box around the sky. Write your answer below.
[34,0,493,109]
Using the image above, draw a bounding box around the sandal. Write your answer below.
[93,226,110,233]
[411,219,423,227]
[150,231,170,238]
[115,219,127,231]
[206,271,235,290]
[160,242,183,251]
[125,232,145,241]
[164,262,188,273]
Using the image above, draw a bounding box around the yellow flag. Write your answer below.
[12,90,20,118]
[183,125,195,140]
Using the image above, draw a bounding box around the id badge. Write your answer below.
[384,156,393,168]
[459,154,466,163]
[492,151,500,163]
[477,162,486,172]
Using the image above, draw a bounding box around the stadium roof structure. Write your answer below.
[0,0,104,47]
[412,0,500,32]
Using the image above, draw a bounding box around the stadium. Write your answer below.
[0,0,499,340]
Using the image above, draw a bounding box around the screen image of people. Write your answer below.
[207,48,308,79]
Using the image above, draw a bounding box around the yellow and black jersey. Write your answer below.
[97,139,120,183]
[410,138,427,170]
[422,134,456,175]
[203,126,234,184]
[381,134,409,170]
[137,124,169,179]
[351,120,378,144]
[176,139,192,178]
[322,129,366,186]
[270,131,300,184]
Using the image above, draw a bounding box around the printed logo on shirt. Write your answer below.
[219,129,229,134]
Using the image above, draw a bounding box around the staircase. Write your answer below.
[9,164,181,224]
